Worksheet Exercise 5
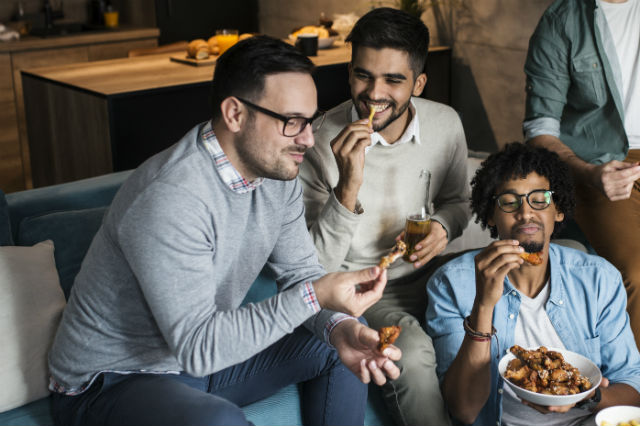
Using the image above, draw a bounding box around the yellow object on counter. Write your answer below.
[215,29,238,55]
[291,25,329,39]
[601,420,640,426]
[103,11,119,28]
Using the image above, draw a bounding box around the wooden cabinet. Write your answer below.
[0,29,158,193]
[11,47,89,193]
[0,53,21,193]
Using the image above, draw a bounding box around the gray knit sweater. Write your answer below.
[48,122,332,392]
[299,98,470,280]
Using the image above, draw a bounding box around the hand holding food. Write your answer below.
[520,251,543,265]
[330,320,401,385]
[378,325,401,351]
[312,268,387,317]
[474,240,524,308]
[330,120,373,211]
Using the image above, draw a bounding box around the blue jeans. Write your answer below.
[51,325,367,426]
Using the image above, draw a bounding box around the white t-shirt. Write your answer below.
[599,0,640,149]
[501,282,596,426]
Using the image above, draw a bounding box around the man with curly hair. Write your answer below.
[426,143,640,426]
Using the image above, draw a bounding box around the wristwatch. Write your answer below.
[576,387,601,411]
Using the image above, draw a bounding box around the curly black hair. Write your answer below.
[470,142,575,239]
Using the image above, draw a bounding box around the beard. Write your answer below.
[520,241,544,253]
[356,96,411,133]
[234,117,304,181]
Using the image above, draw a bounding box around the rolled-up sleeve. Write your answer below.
[523,117,561,141]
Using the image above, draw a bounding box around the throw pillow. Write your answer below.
[0,240,65,412]
[16,207,107,299]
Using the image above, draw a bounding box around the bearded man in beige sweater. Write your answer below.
[298,8,470,426]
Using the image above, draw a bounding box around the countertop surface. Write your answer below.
[21,43,450,96]
[0,27,160,53]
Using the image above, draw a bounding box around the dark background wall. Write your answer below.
[259,0,555,153]
[1,0,556,154]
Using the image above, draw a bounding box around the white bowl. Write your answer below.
[595,406,640,425]
[287,35,336,49]
[498,347,602,406]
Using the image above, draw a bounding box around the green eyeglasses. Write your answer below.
[493,189,554,213]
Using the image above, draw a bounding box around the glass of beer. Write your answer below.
[403,169,432,262]
[403,209,431,262]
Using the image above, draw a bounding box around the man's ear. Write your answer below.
[220,97,245,133]
[412,73,427,96]
[555,211,565,224]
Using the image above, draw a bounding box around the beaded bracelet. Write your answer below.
[463,315,496,342]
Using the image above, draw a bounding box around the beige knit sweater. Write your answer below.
[299,98,471,280]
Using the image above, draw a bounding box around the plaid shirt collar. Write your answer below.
[200,121,264,194]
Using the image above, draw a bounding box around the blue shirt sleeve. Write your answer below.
[426,266,468,383]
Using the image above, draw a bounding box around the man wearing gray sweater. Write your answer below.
[48,36,400,426]
[299,9,469,426]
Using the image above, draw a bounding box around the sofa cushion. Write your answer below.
[16,207,107,299]
[0,241,65,412]
[0,397,52,425]
[0,190,12,246]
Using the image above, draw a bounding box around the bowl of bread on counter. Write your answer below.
[288,25,337,49]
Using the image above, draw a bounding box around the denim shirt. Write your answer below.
[426,244,640,426]
[523,0,628,164]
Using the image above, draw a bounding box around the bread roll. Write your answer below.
[207,36,220,55]
[291,25,329,39]
[188,39,209,59]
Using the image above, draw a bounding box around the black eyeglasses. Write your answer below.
[493,189,554,213]
[235,97,325,137]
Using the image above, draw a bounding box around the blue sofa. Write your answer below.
[0,171,392,426]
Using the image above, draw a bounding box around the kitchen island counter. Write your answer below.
[21,43,451,187]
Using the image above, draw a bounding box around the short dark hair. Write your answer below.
[346,7,430,79]
[470,142,575,239]
[210,35,315,121]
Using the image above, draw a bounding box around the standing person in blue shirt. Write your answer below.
[523,0,640,345]
[48,36,401,426]
[426,143,640,426]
